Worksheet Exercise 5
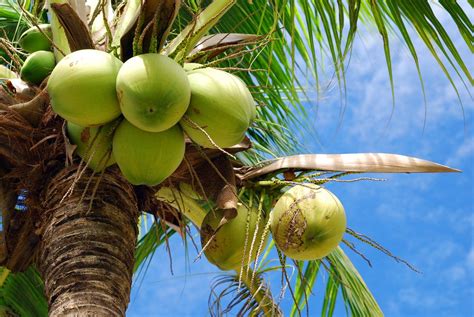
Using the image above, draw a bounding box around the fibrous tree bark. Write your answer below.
[38,166,139,316]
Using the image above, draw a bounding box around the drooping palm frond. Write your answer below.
[0,1,28,65]
[207,0,473,161]
[290,260,320,317]
[0,0,29,35]
[287,247,382,317]
[326,247,383,316]
[208,267,282,317]
[134,220,175,273]
[0,266,48,317]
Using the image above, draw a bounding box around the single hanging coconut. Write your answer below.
[112,120,185,186]
[270,184,346,261]
[67,121,116,172]
[179,68,256,148]
[200,204,269,271]
[116,54,191,132]
[20,51,55,85]
[18,24,52,53]
[47,49,123,126]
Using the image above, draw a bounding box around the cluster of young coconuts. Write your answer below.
[15,24,346,268]
[16,25,255,186]
[48,48,256,186]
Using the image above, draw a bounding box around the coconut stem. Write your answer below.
[0,86,49,127]
[155,185,207,227]
[7,89,49,126]
[237,267,281,317]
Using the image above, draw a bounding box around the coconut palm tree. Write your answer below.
[0,0,471,316]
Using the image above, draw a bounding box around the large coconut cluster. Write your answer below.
[12,27,346,269]
[45,49,256,186]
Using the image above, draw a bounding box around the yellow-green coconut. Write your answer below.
[67,121,116,172]
[200,204,269,271]
[180,68,256,148]
[47,49,123,126]
[270,184,346,261]
[20,51,55,85]
[116,54,190,132]
[0,65,16,79]
[112,120,185,186]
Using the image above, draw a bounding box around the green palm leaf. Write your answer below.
[287,247,382,317]
[327,247,383,316]
[0,266,48,317]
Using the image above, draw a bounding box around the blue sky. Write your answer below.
[127,5,473,317]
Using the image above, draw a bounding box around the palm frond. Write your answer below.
[134,221,175,273]
[207,0,473,161]
[0,0,29,33]
[208,268,282,317]
[241,152,460,180]
[0,266,48,317]
[287,247,382,316]
[326,247,383,316]
[290,261,320,317]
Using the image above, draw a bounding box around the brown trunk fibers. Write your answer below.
[38,167,139,316]
[0,109,37,268]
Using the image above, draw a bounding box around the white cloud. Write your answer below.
[444,265,467,282]
[305,10,472,152]
[467,247,474,270]
[447,137,474,166]
[397,286,458,312]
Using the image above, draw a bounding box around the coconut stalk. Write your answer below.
[38,167,139,316]
[87,0,114,48]
[47,0,72,59]
[156,185,207,227]
[237,268,280,316]
[164,0,236,60]
[50,2,95,51]
[112,0,181,59]
[1,90,50,127]
[111,0,142,55]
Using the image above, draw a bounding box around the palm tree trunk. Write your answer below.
[38,166,139,316]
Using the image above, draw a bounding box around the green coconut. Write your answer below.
[18,24,52,53]
[112,120,185,186]
[116,54,191,132]
[270,184,346,261]
[200,204,269,271]
[20,51,55,85]
[179,68,256,148]
[67,121,116,172]
[0,65,16,79]
[47,49,123,127]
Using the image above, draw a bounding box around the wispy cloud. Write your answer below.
[447,137,474,166]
